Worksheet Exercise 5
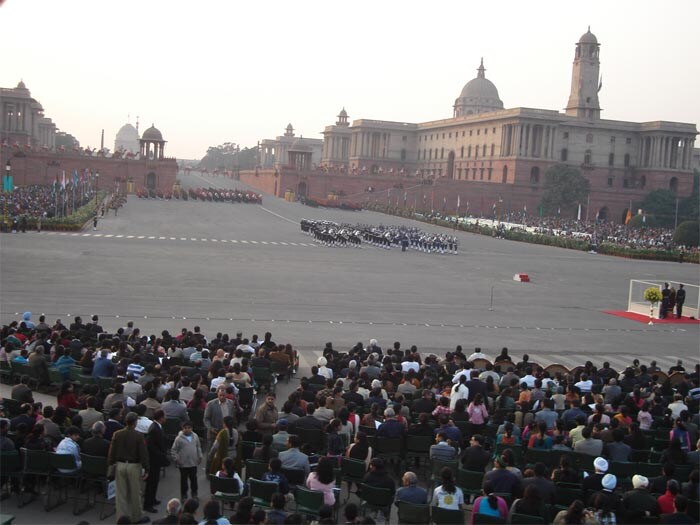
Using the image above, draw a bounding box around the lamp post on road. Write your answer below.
[3,161,11,229]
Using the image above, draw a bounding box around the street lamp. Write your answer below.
[3,161,10,229]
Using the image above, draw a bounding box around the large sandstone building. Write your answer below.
[0,81,176,194]
[243,29,697,222]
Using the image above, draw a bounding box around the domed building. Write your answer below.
[114,122,140,155]
[0,79,57,148]
[453,59,504,117]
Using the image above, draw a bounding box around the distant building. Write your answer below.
[259,123,323,169]
[0,80,57,149]
[114,121,140,155]
[0,82,176,194]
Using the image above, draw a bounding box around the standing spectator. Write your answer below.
[467,394,489,434]
[204,387,237,443]
[171,420,203,502]
[144,410,170,513]
[108,412,150,524]
[208,416,238,475]
[255,394,279,435]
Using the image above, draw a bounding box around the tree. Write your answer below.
[539,164,590,217]
[673,221,699,247]
[628,214,658,229]
[638,189,676,226]
[55,131,80,149]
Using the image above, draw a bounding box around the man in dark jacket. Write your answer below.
[623,475,660,522]
[520,462,556,503]
[144,410,170,513]
[461,434,491,472]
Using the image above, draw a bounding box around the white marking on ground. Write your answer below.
[260,206,298,225]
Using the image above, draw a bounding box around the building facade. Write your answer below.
[259,123,324,169]
[1,81,57,149]
[298,29,696,221]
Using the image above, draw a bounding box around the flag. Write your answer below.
[73,170,78,185]
[577,203,582,221]
[61,170,66,191]
[624,209,633,225]
[457,194,461,210]
[524,204,527,213]
[403,192,407,204]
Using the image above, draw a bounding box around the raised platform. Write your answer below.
[603,310,700,324]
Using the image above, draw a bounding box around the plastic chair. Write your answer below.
[358,483,393,518]
[296,426,324,453]
[281,467,306,487]
[46,453,81,512]
[473,513,507,524]
[0,451,21,505]
[252,367,275,393]
[210,475,242,513]
[19,448,50,508]
[248,478,279,509]
[510,512,546,525]
[76,453,114,519]
[294,486,325,519]
[457,468,485,503]
[431,506,465,525]
[240,441,260,461]
[244,459,269,481]
[405,434,433,471]
[397,501,431,524]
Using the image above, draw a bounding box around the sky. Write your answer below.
[1,0,698,160]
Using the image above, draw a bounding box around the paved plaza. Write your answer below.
[1,171,699,524]
[2,171,698,368]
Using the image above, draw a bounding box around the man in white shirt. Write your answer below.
[123,373,143,400]
[668,394,688,419]
[574,373,593,394]
[520,367,537,388]
[467,348,489,362]
[401,356,420,374]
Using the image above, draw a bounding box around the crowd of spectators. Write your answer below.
[0,183,97,229]
[1,313,699,524]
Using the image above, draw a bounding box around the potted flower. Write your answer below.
[644,287,663,325]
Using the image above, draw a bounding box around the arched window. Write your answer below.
[586,133,594,143]
[401,149,406,161]
[428,149,432,160]
[482,145,487,156]
[468,145,472,158]
[491,144,495,156]
[441,148,444,159]
[584,149,592,165]
[561,148,568,161]
[530,166,540,185]
[639,175,646,189]
[669,177,678,193]
[502,165,508,183]
[624,153,630,167]
[460,146,464,158]
[608,153,614,166]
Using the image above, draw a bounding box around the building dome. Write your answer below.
[579,27,598,44]
[16,80,27,90]
[339,108,348,118]
[116,123,139,142]
[141,124,163,141]
[453,59,504,117]
[289,138,311,152]
[115,122,140,154]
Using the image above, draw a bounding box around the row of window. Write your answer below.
[419,144,496,161]
[419,127,498,142]
[560,148,631,167]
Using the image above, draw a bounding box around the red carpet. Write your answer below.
[603,310,700,324]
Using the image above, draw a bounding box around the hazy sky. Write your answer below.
[1,0,698,160]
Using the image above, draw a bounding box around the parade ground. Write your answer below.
[1,170,698,370]
[1,171,699,524]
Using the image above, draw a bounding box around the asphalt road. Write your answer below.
[1,170,698,367]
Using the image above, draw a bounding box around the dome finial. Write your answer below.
[588,25,591,32]
[477,58,486,79]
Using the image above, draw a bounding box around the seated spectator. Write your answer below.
[483,454,520,495]
[660,495,696,524]
[346,431,372,467]
[462,434,490,471]
[521,462,556,504]
[470,492,509,524]
[362,458,395,494]
[551,455,579,484]
[528,421,554,450]
[658,479,682,515]
[200,499,230,525]
[623,475,659,522]
[377,408,405,439]
[430,432,458,461]
[261,458,290,495]
[305,456,336,506]
[253,434,278,462]
[265,493,287,525]
[508,484,547,522]
[82,421,110,457]
[395,471,428,505]
[433,467,465,510]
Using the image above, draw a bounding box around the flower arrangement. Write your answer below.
[644,287,662,325]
